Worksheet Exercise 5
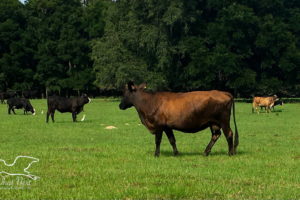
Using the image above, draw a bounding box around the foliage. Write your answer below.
[0,0,299,96]
[91,0,300,96]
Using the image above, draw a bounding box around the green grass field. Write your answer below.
[0,99,299,199]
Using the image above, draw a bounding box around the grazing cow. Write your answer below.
[273,100,283,108]
[7,98,35,115]
[252,95,278,113]
[119,82,239,157]
[46,94,91,123]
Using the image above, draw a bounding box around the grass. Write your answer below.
[0,99,299,199]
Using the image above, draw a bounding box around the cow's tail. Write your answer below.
[232,99,239,153]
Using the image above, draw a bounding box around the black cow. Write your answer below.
[7,98,35,115]
[46,94,91,123]
[273,100,283,107]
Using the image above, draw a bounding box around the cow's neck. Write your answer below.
[133,91,158,116]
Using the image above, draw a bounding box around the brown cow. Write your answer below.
[252,95,278,113]
[119,82,239,157]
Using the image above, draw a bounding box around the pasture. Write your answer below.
[0,99,299,199]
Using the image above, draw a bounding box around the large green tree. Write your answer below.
[92,0,300,96]
[25,0,102,94]
[0,0,27,91]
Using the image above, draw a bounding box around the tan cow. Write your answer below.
[252,95,278,113]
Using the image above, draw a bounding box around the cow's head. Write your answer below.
[81,94,91,104]
[119,81,147,110]
[26,104,35,115]
[273,95,279,101]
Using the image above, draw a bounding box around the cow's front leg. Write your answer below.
[154,131,163,157]
[12,108,16,114]
[164,128,179,156]
[72,112,77,122]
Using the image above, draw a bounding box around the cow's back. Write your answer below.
[253,97,274,107]
[47,96,72,112]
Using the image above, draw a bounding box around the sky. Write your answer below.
[19,0,25,4]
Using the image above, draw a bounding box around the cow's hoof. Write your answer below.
[154,153,160,157]
[174,151,179,156]
[203,151,210,156]
[228,151,235,156]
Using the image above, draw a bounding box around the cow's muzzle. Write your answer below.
[119,103,128,110]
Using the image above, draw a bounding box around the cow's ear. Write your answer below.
[138,83,147,90]
[127,81,136,92]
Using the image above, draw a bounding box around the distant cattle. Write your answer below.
[7,98,35,115]
[252,95,278,113]
[0,91,17,104]
[119,82,239,157]
[46,94,91,122]
[273,100,283,107]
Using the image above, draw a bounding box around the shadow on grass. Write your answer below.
[253,109,283,114]
[159,150,248,157]
[52,120,94,124]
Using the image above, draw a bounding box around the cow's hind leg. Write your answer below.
[46,109,54,123]
[221,123,235,156]
[164,128,179,156]
[154,131,163,157]
[72,112,77,122]
[204,125,221,156]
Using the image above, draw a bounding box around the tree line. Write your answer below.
[1,0,299,97]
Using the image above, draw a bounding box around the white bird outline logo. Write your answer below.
[0,156,40,180]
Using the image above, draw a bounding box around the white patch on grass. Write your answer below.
[125,123,129,126]
[41,110,44,114]
[105,126,117,130]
